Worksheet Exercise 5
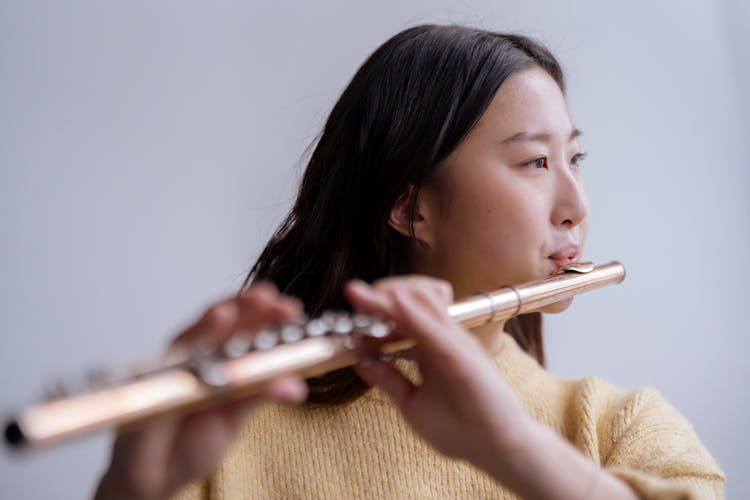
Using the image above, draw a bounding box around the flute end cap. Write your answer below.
[4,420,26,449]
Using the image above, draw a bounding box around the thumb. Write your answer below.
[355,358,416,409]
[259,376,309,404]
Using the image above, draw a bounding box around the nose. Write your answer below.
[550,164,588,228]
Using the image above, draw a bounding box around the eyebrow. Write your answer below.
[500,128,583,144]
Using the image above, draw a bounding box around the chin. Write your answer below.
[536,297,574,314]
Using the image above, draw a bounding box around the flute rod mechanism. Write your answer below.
[4,261,625,451]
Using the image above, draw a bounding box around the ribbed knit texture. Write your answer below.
[173,333,724,499]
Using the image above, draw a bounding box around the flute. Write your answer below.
[4,261,624,451]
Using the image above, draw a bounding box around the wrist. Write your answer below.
[486,420,638,500]
[482,419,583,500]
[481,416,541,485]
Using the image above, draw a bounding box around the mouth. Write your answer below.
[548,245,580,271]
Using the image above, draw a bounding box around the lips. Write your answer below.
[548,245,580,268]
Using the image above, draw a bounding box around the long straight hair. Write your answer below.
[243,24,561,405]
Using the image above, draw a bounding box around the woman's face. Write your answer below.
[416,66,589,305]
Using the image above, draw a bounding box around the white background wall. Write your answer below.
[1,1,747,498]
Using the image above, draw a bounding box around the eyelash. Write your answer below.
[525,152,588,169]
[572,152,588,166]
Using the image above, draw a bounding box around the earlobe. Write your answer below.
[388,185,433,246]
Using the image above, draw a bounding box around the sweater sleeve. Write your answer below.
[601,386,725,499]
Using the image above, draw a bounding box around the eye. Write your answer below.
[571,152,588,166]
[524,157,548,169]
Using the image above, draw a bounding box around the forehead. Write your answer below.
[471,66,573,139]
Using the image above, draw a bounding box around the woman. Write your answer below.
[95,24,724,499]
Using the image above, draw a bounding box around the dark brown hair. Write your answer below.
[243,24,562,405]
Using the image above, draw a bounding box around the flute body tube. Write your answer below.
[4,261,625,451]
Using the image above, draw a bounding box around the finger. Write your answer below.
[347,280,454,349]
[403,277,454,306]
[176,284,279,348]
[390,289,476,364]
[234,287,303,332]
[346,277,454,324]
[406,285,452,320]
[256,375,308,404]
[354,358,416,409]
[171,300,240,348]
[344,280,397,316]
[172,284,303,349]
[372,276,453,307]
[166,408,239,489]
[109,412,184,494]
[345,281,417,342]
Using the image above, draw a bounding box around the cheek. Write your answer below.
[446,176,546,260]
[477,179,545,241]
[428,174,553,293]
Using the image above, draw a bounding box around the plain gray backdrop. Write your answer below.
[1,1,748,498]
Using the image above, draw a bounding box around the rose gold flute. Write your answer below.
[3,261,624,451]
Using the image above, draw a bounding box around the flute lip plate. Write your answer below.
[557,261,594,274]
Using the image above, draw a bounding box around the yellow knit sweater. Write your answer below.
[172,332,724,499]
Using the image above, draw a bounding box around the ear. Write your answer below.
[388,185,436,246]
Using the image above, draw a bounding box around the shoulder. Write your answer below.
[560,376,690,443]
[565,377,704,445]
[564,376,668,424]
[563,377,725,480]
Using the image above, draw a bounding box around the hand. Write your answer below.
[95,283,308,500]
[345,276,534,475]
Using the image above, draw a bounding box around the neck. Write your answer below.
[469,319,507,356]
[406,254,507,356]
